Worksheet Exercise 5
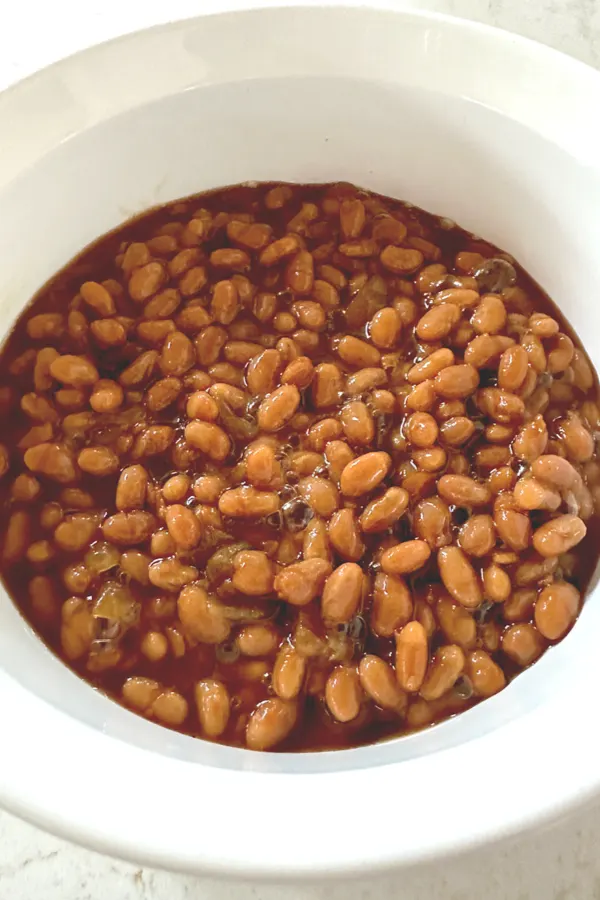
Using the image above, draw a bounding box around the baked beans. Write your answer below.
[0,181,597,752]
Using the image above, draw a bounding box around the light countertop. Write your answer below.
[0,1,599,897]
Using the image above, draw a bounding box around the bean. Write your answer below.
[291,299,325,330]
[325,666,363,722]
[11,473,40,502]
[257,385,300,431]
[406,380,436,412]
[546,334,574,377]
[132,426,174,459]
[380,245,423,274]
[152,315,193,357]
[340,198,366,238]
[413,446,447,472]
[49,355,98,387]
[195,680,231,738]
[502,623,544,667]
[185,421,231,461]
[420,645,465,700]
[119,350,158,387]
[78,446,119,477]
[236,623,279,657]
[245,443,281,489]
[464,334,513,369]
[324,440,355,484]
[120,551,150,585]
[61,598,94,660]
[412,496,451,548]
[165,504,202,550]
[24,443,77,483]
[210,248,250,271]
[281,356,314,390]
[513,476,561,511]
[434,364,479,399]
[302,517,331,563]
[297,476,339,518]
[483,564,511,602]
[340,451,391,496]
[259,234,301,265]
[369,308,401,349]
[531,454,580,491]
[407,349,454,384]
[228,220,272,250]
[438,475,490,507]
[458,514,496,557]
[273,643,306,700]
[128,262,166,301]
[467,650,506,697]
[91,379,124,412]
[122,676,161,712]
[369,571,412,637]
[503,587,537,623]
[27,313,65,341]
[339,239,378,257]
[113,465,146,511]
[346,368,386,395]
[340,401,375,446]
[359,487,409,533]
[328,508,364,560]
[218,486,280,518]
[477,388,525,423]
[440,416,475,447]
[380,540,431,575]
[433,287,479,308]
[231,550,274,595]
[415,304,460,341]
[438,546,482,608]
[471,295,506,334]
[102,510,156,545]
[246,698,297,751]
[273,558,331,606]
[195,325,227,367]
[395,621,428,692]
[159,331,195,376]
[529,313,559,338]
[308,418,342,452]
[192,475,225,504]
[534,582,580,640]
[2,510,31,563]
[437,597,476,649]
[338,335,380,368]
[498,345,529,392]
[359,655,406,710]
[152,691,189,726]
[532,514,586,557]
[405,412,438,448]
[559,414,594,462]
[143,288,180,320]
[321,562,364,624]
[177,583,230,643]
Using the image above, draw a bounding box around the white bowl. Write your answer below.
[1,2,600,880]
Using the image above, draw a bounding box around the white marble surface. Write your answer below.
[0,0,599,896]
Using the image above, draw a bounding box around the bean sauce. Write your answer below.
[0,181,598,751]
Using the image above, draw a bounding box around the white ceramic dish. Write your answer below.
[0,2,600,880]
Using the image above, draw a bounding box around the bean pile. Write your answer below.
[0,182,598,752]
